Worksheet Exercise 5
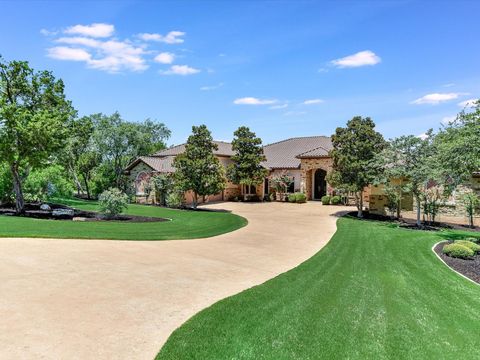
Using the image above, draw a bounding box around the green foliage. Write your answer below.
[321,195,331,205]
[462,191,479,228]
[173,125,226,208]
[269,171,294,199]
[455,240,480,253]
[165,191,184,208]
[151,173,174,206]
[98,188,128,218]
[0,56,76,213]
[436,100,480,188]
[442,243,474,259]
[23,165,74,201]
[295,192,307,203]
[0,163,12,203]
[330,195,341,205]
[227,126,268,188]
[330,116,385,217]
[288,193,297,203]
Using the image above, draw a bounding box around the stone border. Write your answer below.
[432,241,480,286]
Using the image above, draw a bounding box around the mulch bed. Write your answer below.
[434,242,480,284]
[345,211,479,232]
[0,203,168,223]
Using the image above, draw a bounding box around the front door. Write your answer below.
[314,169,327,199]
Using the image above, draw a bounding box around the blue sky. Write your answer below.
[1,0,479,145]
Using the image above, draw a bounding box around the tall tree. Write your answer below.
[379,131,438,226]
[0,56,75,213]
[227,126,267,196]
[173,125,226,208]
[329,116,385,217]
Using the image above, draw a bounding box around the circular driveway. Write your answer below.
[0,201,347,360]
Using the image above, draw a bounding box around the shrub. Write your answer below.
[465,237,479,243]
[321,195,331,205]
[331,195,341,205]
[288,193,297,203]
[295,192,307,203]
[443,243,474,259]
[23,165,74,201]
[166,191,184,208]
[98,188,128,218]
[455,240,480,253]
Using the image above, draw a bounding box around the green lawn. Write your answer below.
[0,198,247,240]
[157,217,480,359]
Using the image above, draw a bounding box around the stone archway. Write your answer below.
[313,168,327,200]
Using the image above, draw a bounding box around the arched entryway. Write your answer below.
[313,169,327,200]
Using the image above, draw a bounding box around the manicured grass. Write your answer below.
[157,218,480,359]
[0,198,247,240]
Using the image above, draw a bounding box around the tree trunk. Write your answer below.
[396,199,401,219]
[357,190,363,218]
[192,192,198,209]
[11,164,25,214]
[415,197,421,227]
[82,174,91,200]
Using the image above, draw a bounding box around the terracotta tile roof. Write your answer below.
[153,140,234,157]
[262,136,332,169]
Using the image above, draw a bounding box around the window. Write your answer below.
[264,178,269,195]
[245,184,256,195]
[288,177,295,193]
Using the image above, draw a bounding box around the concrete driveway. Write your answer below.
[0,201,347,360]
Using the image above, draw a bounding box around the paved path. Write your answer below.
[0,202,347,360]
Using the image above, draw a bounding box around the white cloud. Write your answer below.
[64,23,114,38]
[458,98,478,108]
[417,133,428,140]
[47,46,92,61]
[50,36,148,72]
[284,111,306,116]
[200,83,224,91]
[233,97,278,105]
[154,52,175,64]
[303,99,324,105]
[160,65,200,75]
[138,31,185,44]
[40,28,58,36]
[411,93,462,105]
[318,67,329,73]
[270,104,288,110]
[441,115,456,125]
[331,50,381,68]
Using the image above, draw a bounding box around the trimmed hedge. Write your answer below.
[288,193,297,203]
[295,193,307,203]
[455,240,480,253]
[331,195,341,205]
[321,195,331,205]
[443,243,474,259]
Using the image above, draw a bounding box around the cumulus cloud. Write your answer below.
[233,97,278,105]
[49,36,148,72]
[64,23,115,38]
[47,46,92,61]
[200,83,224,91]
[160,65,200,75]
[270,104,288,109]
[303,99,324,105]
[331,50,381,68]
[417,133,428,140]
[411,93,463,105]
[138,31,185,44]
[458,98,478,108]
[154,52,175,64]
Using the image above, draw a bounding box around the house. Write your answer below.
[124,136,336,204]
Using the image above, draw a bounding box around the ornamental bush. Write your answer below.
[98,188,128,218]
[331,195,341,205]
[288,193,297,203]
[455,240,480,253]
[443,243,474,259]
[295,192,307,203]
[321,195,331,205]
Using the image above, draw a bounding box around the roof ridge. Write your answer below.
[264,135,331,148]
[296,145,331,157]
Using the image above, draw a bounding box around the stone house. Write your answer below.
[125,136,337,204]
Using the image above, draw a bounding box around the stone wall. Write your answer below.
[299,157,333,200]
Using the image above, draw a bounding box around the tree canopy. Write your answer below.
[173,125,226,207]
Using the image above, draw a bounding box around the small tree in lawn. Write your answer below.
[379,131,438,226]
[227,126,268,199]
[330,116,385,217]
[98,188,128,219]
[463,191,479,228]
[173,125,226,208]
[0,56,75,213]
